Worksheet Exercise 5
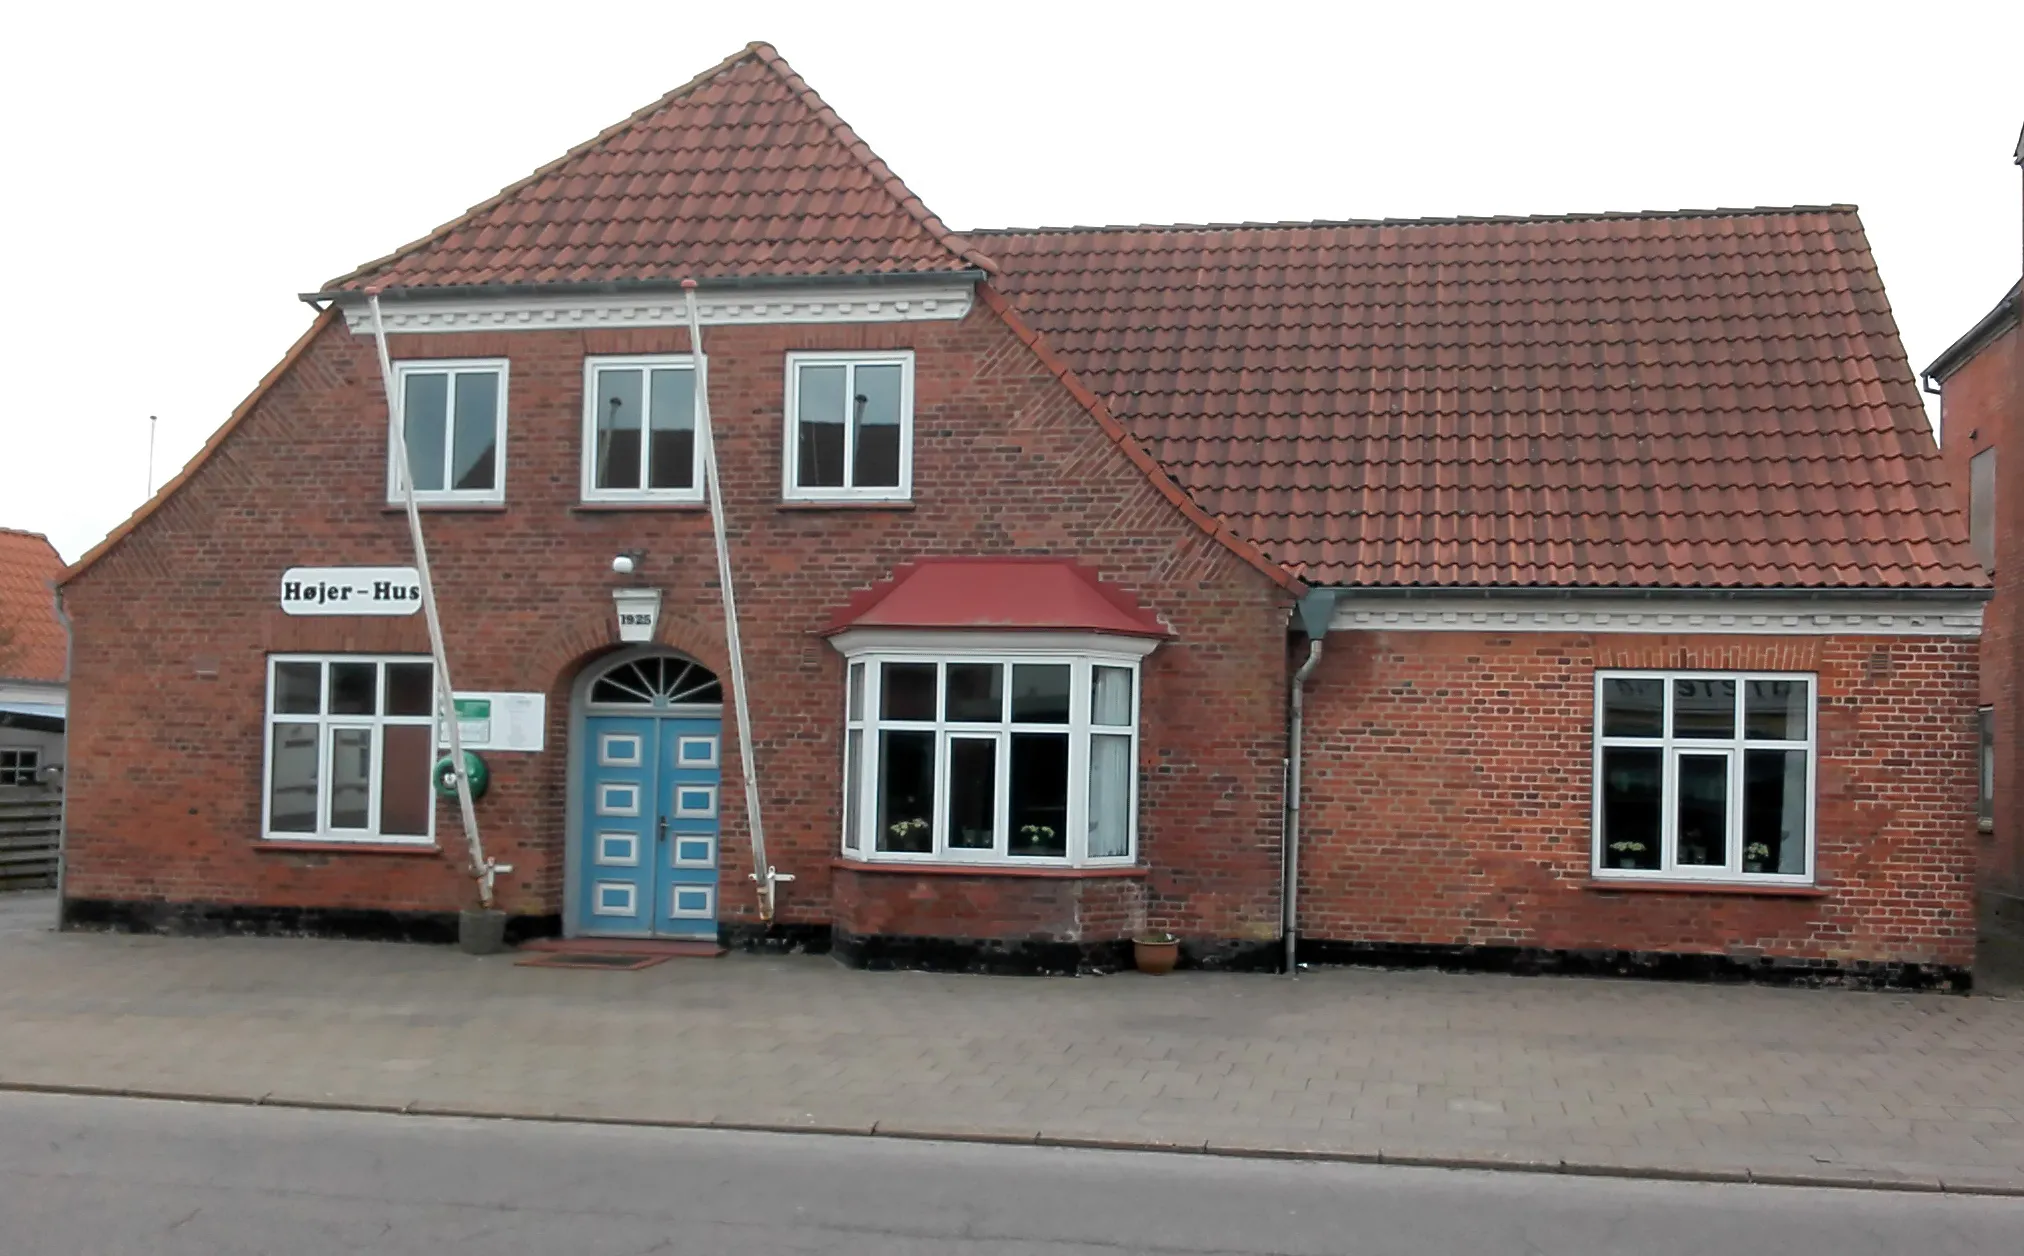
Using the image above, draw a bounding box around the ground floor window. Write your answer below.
[0,748,39,787]
[264,655,435,843]
[838,653,1139,865]
[1593,671,1815,882]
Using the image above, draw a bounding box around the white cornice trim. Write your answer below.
[827,629,1163,657]
[1328,595,1984,637]
[339,281,975,336]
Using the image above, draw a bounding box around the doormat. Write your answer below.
[514,952,670,971]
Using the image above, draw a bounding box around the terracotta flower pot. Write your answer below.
[1133,933,1180,975]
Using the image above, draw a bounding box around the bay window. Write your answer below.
[839,652,1140,865]
[1593,671,1815,882]
[264,655,436,844]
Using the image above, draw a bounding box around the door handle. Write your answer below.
[658,815,668,846]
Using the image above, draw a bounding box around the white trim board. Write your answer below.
[1328,595,1984,637]
[340,281,975,337]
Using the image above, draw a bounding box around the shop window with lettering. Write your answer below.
[1593,672,1815,882]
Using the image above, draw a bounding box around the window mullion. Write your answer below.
[442,372,459,485]
[638,369,654,493]
[1660,744,1677,876]
[367,720,385,841]
[994,726,1010,858]
[839,363,856,490]
[1067,658,1090,865]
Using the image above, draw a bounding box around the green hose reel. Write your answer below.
[434,751,490,801]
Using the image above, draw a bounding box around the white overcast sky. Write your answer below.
[4,0,2019,561]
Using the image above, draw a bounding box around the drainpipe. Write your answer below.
[1283,588,1337,976]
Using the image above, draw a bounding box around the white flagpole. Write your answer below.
[681,280,784,919]
[366,289,497,908]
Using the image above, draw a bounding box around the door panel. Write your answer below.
[580,716,657,936]
[579,712,722,938]
[655,717,722,937]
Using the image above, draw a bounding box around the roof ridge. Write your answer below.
[0,527,55,544]
[322,42,993,293]
[743,44,996,276]
[320,42,767,292]
[962,205,1860,237]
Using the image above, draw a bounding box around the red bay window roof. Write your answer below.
[824,560,1170,638]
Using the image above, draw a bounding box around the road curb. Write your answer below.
[4,1079,2019,1198]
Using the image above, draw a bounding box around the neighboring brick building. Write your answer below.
[1927,121,2024,947]
[56,43,1986,985]
[0,527,67,794]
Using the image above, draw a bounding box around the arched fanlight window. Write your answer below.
[589,655,722,707]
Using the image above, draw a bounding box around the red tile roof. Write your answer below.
[0,528,66,682]
[321,42,992,294]
[826,560,1170,638]
[970,210,1982,590]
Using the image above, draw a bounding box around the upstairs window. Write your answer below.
[1593,672,1815,883]
[784,352,913,501]
[264,655,436,844]
[582,356,701,503]
[390,360,507,505]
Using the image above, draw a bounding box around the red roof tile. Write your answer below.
[969,210,1982,590]
[826,559,1170,637]
[322,43,992,293]
[0,528,66,682]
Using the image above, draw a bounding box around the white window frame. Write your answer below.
[262,654,437,845]
[386,358,509,506]
[782,350,915,502]
[837,648,1141,867]
[0,747,39,787]
[579,354,703,504]
[1591,670,1817,884]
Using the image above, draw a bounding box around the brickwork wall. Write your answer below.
[1297,631,1980,968]
[1938,323,2024,899]
[59,303,1292,942]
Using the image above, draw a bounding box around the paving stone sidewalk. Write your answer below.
[3,892,2023,1191]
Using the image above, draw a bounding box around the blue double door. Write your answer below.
[578,715,722,938]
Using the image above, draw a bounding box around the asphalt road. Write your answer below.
[1,1091,2020,1255]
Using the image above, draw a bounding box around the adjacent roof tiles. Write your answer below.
[825,560,1170,638]
[972,210,1981,590]
[322,43,991,293]
[0,529,66,682]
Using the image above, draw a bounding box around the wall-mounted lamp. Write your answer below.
[611,549,645,576]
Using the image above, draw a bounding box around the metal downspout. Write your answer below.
[1283,589,1337,976]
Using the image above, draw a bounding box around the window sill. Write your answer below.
[1582,877,1826,899]
[256,840,443,856]
[380,503,507,514]
[571,501,709,513]
[778,500,915,512]
[831,858,1145,880]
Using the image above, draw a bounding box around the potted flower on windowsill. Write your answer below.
[1133,930,1180,975]
[1607,840,1647,870]
[1744,842,1772,874]
[887,818,929,851]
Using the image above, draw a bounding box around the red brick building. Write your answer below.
[1927,121,2024,951]
[57,44,1986,985]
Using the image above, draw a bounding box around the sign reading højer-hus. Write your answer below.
[280,566,422,616]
